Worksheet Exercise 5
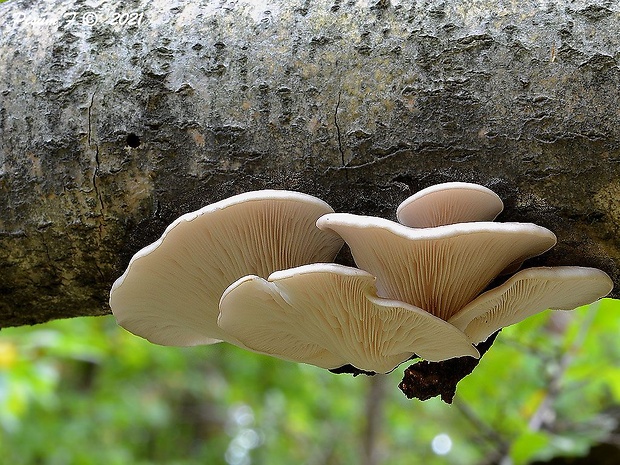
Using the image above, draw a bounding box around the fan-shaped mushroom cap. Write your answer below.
[316,214,557,321]
[397,182,504,228]
[110,190,344,346]
[448,266,613,343]
[218,264,479,374]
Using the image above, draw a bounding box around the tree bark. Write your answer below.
[1,0,619,330]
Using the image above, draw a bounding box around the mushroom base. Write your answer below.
[398,331,500,403]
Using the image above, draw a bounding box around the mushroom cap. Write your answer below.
[316,214,557,321]
[109,190,344,346]
[218,263,479,374]
[448,266,614,343]
[397,182,504,228]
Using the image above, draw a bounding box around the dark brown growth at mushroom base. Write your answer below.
[399,332,500,403]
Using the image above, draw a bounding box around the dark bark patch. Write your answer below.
[126,133,141,148]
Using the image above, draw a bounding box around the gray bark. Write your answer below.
[1,0,619,328]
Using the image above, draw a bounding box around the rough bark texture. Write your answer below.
[1,0,619,331]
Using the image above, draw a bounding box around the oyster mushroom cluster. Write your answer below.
[109,183,613,374]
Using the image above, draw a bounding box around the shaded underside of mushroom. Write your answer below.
[397,182,504,228]
[217,263,479,374]
[316,214,557,321]
[448,266,614,343]
[109,190,344,346]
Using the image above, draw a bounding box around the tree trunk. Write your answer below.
[1,0,619,330]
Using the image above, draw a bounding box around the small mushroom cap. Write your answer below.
[448,266,614,343]
[397,182,504,228]
[218,263,479,374]
[109,190,344,347]
[317,214,557,321]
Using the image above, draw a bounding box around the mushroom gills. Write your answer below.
[218,263,479,374]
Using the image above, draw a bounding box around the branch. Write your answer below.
[527,305,599,432]
[453,398,511,464]
[361,375,388,465]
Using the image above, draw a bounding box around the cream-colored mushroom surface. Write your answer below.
[449,266,614,343]
[397,182,504,228]
[218,264,479,374]
[109,190,344,347]
[317,214,557,321]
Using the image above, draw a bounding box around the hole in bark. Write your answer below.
[126,133,141,148]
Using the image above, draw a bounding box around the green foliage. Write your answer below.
[1,299,619,464]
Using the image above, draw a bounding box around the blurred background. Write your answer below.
[1,299,619,465]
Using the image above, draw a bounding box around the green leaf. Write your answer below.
[510,431,551,465]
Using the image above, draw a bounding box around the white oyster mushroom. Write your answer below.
[449,266,613,343]
[218,264,479,374]
[109,190,343,346]
[397,182,504,228]
[317,214,557,321]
